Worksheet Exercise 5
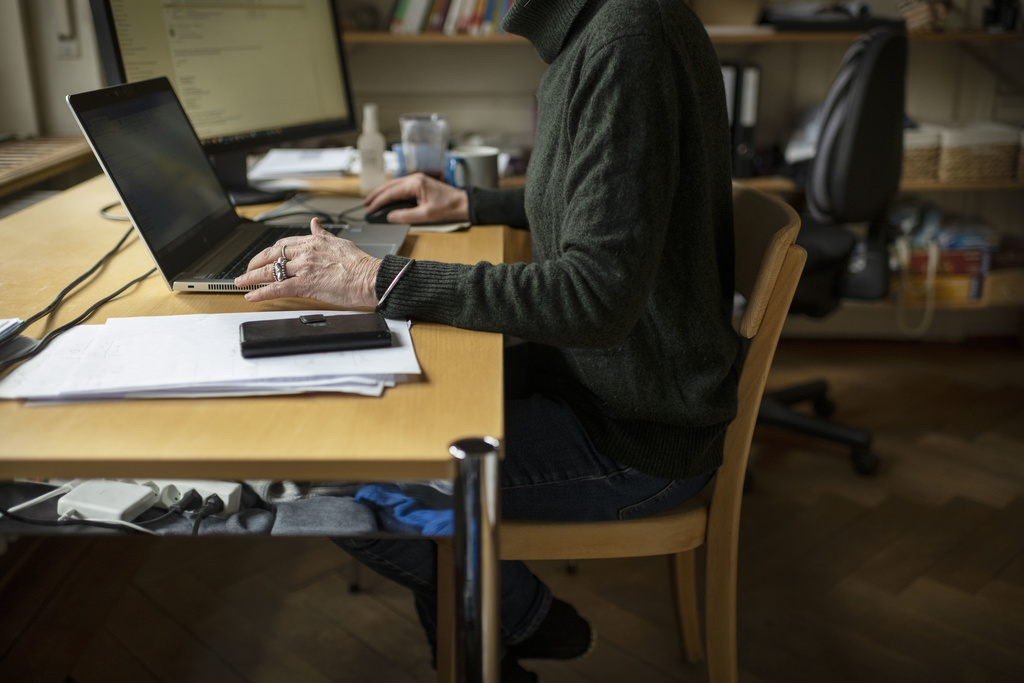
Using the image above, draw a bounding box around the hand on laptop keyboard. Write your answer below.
[234,218,383,309]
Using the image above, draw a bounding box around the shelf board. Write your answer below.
[344,31,527,45]
[344,29,1024,46]
[738,177,1024,193]
[709,28,1024,44]
[0,137,93,199]
[736,177,799,193]
[900,179,1024,191]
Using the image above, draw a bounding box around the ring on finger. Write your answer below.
[272,259,288,282]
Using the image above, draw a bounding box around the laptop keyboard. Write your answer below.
[213,225,343,279]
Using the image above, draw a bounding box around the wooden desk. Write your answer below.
[0,174,506,682]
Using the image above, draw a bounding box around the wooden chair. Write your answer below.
[436,182,805,683]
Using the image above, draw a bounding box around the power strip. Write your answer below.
[125,479,242,518]
[56,480,157,522]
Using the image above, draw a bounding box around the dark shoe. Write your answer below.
[507,597,595,661]
[501,657,539,682]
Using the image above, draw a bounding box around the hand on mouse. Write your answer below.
[364,172,469,224]
[235,217,381,307]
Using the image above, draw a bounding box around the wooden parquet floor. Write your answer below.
[2,337,1023,682]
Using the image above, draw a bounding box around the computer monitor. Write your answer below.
[89,0,357,205]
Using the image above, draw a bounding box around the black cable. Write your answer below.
[0,267,156,372]
[1,226,136,348]
[253,210,338,224]
[138,489,203,526]
[0,503,146,534]
[190,494,225,536]
[253,191,367,225]
[99,201,131,221]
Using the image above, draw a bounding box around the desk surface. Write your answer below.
[0,175,506,482]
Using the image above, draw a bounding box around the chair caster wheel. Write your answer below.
[852,448,878,475]
[813,397,837,419]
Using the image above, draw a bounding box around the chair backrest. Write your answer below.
[807,26,908,225]
[704,184,804,661]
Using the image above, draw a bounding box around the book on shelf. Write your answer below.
[896,273,984,304]
[906,248,991,277]
[427,0,451,32]
[390,0,431,34]
[391,0,510,35]
[732,63,761,179]
[389,0,409,33]
[456,0,477,33]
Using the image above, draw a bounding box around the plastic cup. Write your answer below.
[399,113,449,180]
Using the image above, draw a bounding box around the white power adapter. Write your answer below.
[126,479,243,517]
[56,480,158,522]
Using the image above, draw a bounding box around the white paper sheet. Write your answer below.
[0,311,420,402]
[248,148,357,179]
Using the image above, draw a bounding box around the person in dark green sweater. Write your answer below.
[236,0,740,678]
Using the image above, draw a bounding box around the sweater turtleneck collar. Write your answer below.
[501,0,593,64]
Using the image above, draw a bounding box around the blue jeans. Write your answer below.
[334,391,713,656]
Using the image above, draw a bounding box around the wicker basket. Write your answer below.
[896,0,948,33]
[938,122,1021,182]
[1018,129,1024,183]
[903,126,941,181]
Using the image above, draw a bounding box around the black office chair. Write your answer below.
[757,26,908,475]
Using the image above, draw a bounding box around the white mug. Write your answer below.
[446,145,500,189]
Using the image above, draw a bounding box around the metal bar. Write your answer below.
[450,437,501,683]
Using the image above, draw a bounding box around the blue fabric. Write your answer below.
[355,484,454,536]
[335,389,713,656]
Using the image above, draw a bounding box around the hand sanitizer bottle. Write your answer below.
[359,103,386,195]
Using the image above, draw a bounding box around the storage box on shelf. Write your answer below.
[938,121,1022,183]
[897,0,948,33]
[903,125,942,182]
[1018,129,1024,183]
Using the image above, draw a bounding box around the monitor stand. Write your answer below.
[208,149,294,207]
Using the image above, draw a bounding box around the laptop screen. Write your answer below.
[68,78,239,280]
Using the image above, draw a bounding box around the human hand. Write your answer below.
[234,217,381,307]
[364,172,469,224]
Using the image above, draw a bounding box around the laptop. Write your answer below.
[67,77,408,292]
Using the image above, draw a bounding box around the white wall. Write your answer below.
[0,1,40,137]
[21,0,104,137]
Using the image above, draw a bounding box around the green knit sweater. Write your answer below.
[375,0,741,479]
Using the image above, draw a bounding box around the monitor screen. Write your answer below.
[89,0,357,205]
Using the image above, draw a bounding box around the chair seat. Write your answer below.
[501,499,708,561]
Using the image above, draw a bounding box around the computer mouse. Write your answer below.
[365,198,418,223]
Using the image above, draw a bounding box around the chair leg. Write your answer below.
[668,550,704,663]
[704,543,739,683]
[436,540,457,683]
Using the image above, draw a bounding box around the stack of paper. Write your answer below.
[0,311,420,403]
[248,148,401,180]
[248,148,357,180]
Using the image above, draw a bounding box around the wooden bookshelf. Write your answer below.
[707,28,1024,44]
[344,31,527,45]
[343,29,1024,46]
[0,137,93,199]
[740,177,1024,194]
[900,179,1024,192]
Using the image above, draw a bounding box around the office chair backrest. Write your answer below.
[807,26,908,225]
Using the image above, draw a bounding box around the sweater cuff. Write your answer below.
[374,254,413,315]
[467,186,529,229]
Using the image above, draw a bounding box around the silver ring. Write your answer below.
[273,259,287,282]
[281,244,289,261]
